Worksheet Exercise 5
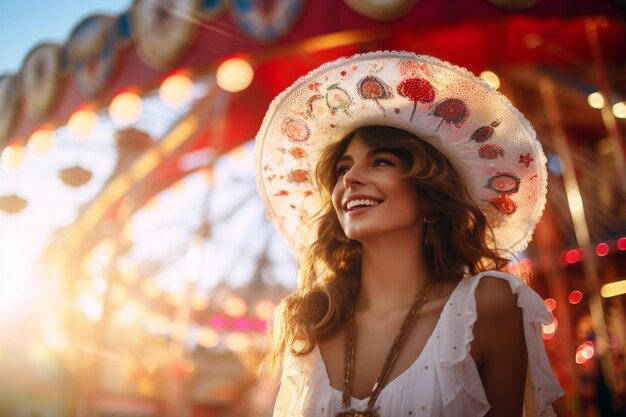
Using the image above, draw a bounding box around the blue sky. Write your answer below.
[0,0,131,75]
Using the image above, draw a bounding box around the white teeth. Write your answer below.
[346,199,380,210]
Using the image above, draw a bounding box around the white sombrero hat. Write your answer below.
[255,51,547,258]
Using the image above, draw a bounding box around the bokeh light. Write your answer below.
[595,242,609,256]
[223,295,247,317]
[1,144,26,173]
[544,298,556,312]
[109,92,143,125]
[68,109,98,139]
[479,70,501,89]
[216,58,254,93]
[27,129,56,155]
[160,74,194,107]
[613,101,626,118]
[587,91,605,109]
[568,290,583,305]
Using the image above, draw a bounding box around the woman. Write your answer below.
[255,51,563,417]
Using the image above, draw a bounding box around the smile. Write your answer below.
[345,198,382,211]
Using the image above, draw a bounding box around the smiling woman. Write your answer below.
[255,51,563,417]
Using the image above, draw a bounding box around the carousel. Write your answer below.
[0,0,625,416]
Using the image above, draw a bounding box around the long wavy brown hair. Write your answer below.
[259,125,510,377]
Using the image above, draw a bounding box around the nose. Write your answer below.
[342,163,367,188]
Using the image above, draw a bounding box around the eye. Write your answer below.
[372,158,394,167]
[336,164,350,177]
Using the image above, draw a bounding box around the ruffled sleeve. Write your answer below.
[435,271,564,417]
[273,349,314,417]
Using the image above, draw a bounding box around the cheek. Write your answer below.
[331,182,344,216]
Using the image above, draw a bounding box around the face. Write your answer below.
[331,135,424,243]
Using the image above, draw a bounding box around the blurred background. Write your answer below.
[0,0,625,416]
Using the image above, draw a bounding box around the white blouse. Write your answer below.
[272,271,563,417]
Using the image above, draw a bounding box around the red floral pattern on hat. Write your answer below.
[255,51,547,256]
[489,194,517,215]
[288,169,310,184]
[487,173,520,194]
[397,77,435,121]
[478,144,505,160]
[470,121,500,143]
[358,75,393,114]
[434,98,468,129]
[519,153,534,168]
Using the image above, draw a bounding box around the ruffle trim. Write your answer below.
[436,271,563,417]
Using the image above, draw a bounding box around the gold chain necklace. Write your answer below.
[336,280,433,417]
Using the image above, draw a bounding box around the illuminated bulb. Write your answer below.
[581,345,595,360]
[575,350,587,364]
[223,295,247,317]
[225,331,251,353]
[613,101,626,119]
[196,327,220,348]
[216,58,254,93]
[160,74,194,107]
[601,280,626,298]
[596,242,609,256]
[68,109,98,139]
[568,290,583,305]
[254,300,276,321]
[479,70,500,90]
[109,92,143,125]
[543,298,556,312]
[587,92,605,109]
[1,144,25,173]
[542,322,557,335]
[27,130,56,155]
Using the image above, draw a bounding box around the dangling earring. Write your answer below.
[424,214,439,247]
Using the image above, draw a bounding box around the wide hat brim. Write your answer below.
[255,51,547,259]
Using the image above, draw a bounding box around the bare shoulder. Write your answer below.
[471,275,527,416]
[474,275,519,314]
[471,275,525,366]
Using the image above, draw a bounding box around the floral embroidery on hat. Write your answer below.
[255,51,548,256]
[306,95,324,117]
[489,194,517,215]
[470,121,500,143]
[282,117,310,142]
[478,144,505,160]
[289,147,307,159]
[326,84,352,116]
[434,98,468,130]
[519,152,534,168]
[358,75,393,114]
[487,173,521,194]
[397,77,436,121]
[288,169,310,184]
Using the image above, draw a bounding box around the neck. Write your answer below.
[357,232,429,314]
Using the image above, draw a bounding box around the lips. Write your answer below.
[344,197,382,211]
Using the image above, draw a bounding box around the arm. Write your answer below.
[471,276,527,417]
